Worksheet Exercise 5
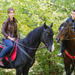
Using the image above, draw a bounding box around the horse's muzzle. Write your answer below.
[48,43,54,52]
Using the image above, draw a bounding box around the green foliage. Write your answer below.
[0,0,75,75]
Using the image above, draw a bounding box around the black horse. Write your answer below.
[56,22,75,75]
[0,23,54,75]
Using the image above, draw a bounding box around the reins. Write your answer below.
[14,41,33,60]
[15,41,37,50]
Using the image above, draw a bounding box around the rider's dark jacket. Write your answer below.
[1,17,18,39]
[59,17,75,33]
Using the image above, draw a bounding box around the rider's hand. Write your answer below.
[7,36,15,41]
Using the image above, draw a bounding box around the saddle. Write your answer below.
[0,41,17,62]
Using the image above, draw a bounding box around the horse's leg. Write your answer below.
[23,69,29,75]
[70,64,74,74]
[65,64,71,75]
[22,67,29,75]
[16,67,23,75]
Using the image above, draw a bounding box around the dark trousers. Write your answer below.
[60,42,64,53]
[0,39,14,58]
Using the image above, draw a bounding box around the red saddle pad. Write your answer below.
[0,43,17,62]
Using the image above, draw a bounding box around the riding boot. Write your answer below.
[58,53,63,57]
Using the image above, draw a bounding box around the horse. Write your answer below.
[56,22,75,75]
[0,23,54,75]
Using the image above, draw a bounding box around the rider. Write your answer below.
[0,8,18,66]
[58,10,75,57]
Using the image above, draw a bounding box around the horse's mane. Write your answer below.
[22,26,43,45]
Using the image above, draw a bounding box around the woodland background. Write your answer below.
[0,0,75,75]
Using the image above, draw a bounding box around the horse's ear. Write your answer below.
[43,22,47,29]
[50,23,53,27]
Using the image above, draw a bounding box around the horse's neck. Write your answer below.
[22,27,43,49]
[22,31,42,58]
[19,26,44,58]
[64,29,75,55]
[30,40,41,49]
[64,40,75,55]
[22,37,41,50]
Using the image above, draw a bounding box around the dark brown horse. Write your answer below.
[56,22,75,75]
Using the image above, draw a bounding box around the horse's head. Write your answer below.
[41,22,54,52]
[56,22,72,43]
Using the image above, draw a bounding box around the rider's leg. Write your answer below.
[60,42,63,53]
[0,39,14,58]
[58,42,63,56]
